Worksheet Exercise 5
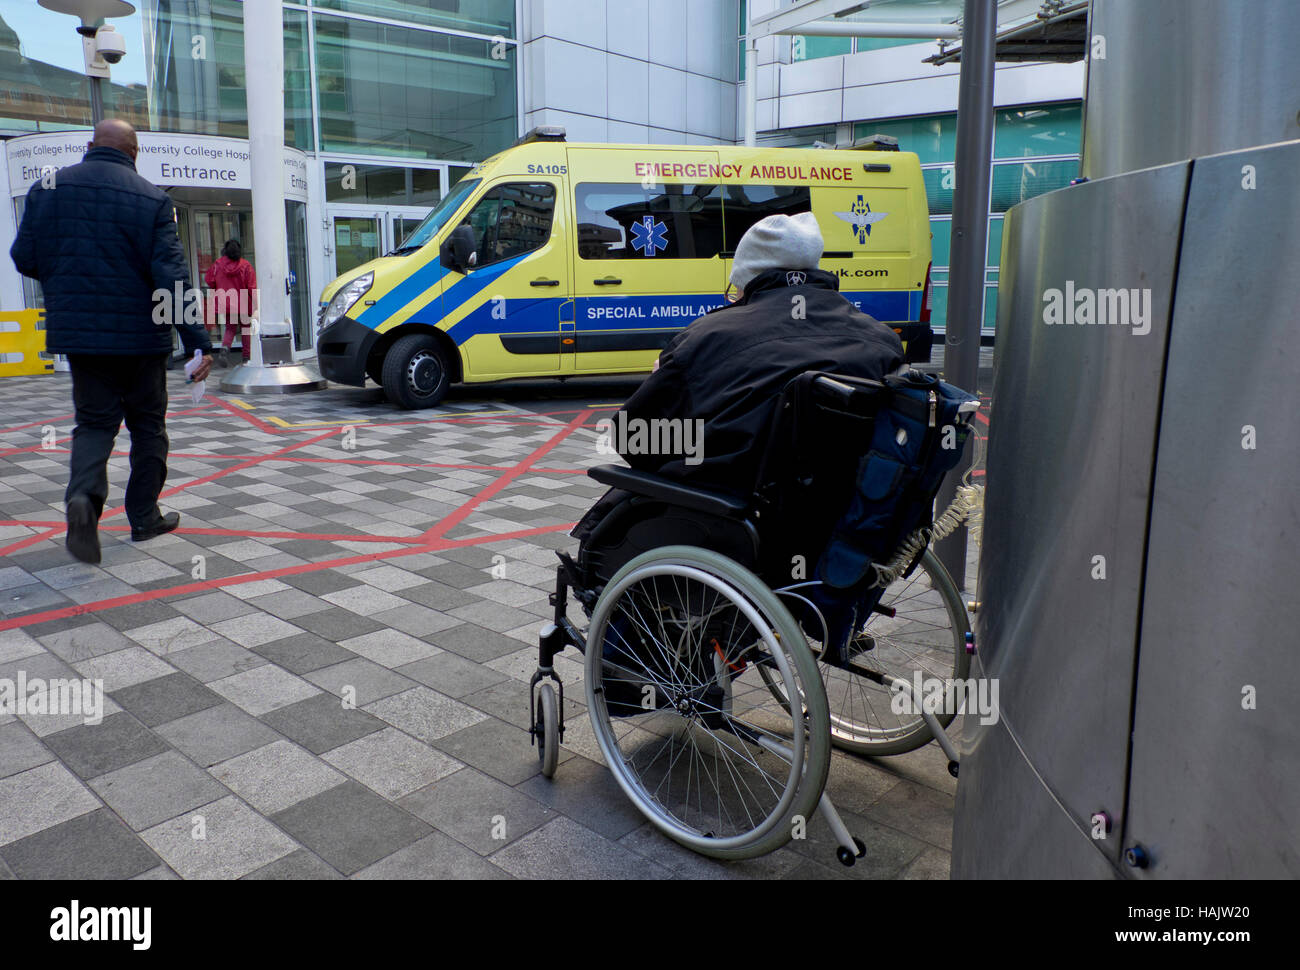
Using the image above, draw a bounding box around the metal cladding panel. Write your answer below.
[953,708,1119,879]
[1124,140,1300,878]
[1083,0,1300,180]
[969,162,1189,872]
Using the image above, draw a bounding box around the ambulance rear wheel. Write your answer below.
[382,334,450,409]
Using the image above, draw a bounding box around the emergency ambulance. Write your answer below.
[315,127,934,409]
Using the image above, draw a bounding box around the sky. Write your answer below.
[1,0,148,85]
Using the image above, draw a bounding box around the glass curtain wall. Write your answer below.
[855,102,1082,333]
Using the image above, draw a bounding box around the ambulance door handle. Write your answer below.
[594,277,622,286]
[530,278,560,287]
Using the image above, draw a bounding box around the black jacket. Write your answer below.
[10,146,211,356]
[616,268,904,494]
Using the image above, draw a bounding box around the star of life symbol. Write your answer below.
[631,216,668,256]
[834,195,888,244]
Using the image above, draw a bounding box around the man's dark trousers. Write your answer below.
[65,353,170,529]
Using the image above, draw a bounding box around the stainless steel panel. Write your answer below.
[1083,0,1300,180]
[1124,139,1300,878]
[968,162,1188,872]
[953,702,1120,879]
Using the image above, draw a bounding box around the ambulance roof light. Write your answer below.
[852,133,900,152]
[515,126,567,146]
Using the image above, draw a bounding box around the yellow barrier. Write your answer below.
[0,309,54,377]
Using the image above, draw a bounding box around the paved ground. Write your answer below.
[0,366,984,880]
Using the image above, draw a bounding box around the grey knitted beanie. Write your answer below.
[729,211,824,295]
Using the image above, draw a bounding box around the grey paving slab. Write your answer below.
[290,606,385,641]
[37,621,137,663]
[352,830,512,880]
[305,657,416,707]
[0,807,159,880]
[431,717,543,787]
[430,622,530,663]
[0,629,44,665]
[207,664,322,717]
[242,847,343,880]
[244,588,329,620]
[397,580,481,611]
[156,703,283,768]
[131,864,180,880]
[124,616,221,656]
[616,824,806,881]
[140,795,298,880]
[448,600,539,633]
[399,767,554,854]
[44,711,169,779]
[322,727,462,800]
[0,721,53,779]
[901,845,952,880]
[516,754,647,843]
[250,632,355,675]
[173,590,260,624]
[211,739,347,815]
[111,671,225,727]
[71,646,176,692]
[338,629,441,668]
[88,750,230,831]
[271,780,432,876]
[490,817,674,881]
[165,638,267,683]
[96,600,183,633]
[860,778,956,852]
[259,692,387,755]
[363,686,488,745]
[0,761,101,847]
[371,604,461,638]
[208,613,305,649]
[394,651,508,698]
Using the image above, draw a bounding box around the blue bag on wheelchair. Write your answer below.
[816,370,978,592]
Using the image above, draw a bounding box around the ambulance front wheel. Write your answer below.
[382,334,451,409]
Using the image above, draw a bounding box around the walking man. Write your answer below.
[10,118,213,564]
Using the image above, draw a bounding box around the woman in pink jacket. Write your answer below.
[204,239,258,367]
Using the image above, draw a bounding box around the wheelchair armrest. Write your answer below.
[587,464,750,520]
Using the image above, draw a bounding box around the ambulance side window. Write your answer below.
[575,183,724,260]
[463,182,556,267]
[721,185,811,251]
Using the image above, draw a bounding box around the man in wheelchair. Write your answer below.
[529,212,977,864]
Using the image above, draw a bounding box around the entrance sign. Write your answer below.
[5,131,309,200]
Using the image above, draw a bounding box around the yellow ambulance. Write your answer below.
[315,127,934,409]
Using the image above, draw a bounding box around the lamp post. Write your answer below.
[38,0,135,126]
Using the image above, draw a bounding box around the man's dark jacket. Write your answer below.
[616,267,904,494]
[9,146,211,356]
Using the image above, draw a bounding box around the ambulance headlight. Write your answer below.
[319,272,373,332]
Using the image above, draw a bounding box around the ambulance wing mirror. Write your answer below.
[441,224,478,273]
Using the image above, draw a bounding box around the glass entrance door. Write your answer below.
[327,206,434,281]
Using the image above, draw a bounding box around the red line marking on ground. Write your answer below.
[0,527,64,558]
[975,411,990,426]
[0,520,577,632]
[208,396,283,435]
[0,519,418,543]
[0,414,73,435]
[421,409,593,542]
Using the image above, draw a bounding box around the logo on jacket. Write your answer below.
[835,195,888,244]
[631,216,668,256]
[785,271,807,286]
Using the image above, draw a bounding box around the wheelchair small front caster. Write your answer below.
[948,760,959,778]
[535,683,559,778]
[836,839,865,867]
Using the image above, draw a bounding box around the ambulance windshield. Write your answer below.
[392,178,482,254]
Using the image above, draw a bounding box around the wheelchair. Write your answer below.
[528,371,974,865]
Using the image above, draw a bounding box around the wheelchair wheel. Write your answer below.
[535,683,559,778]
[765,548,971,756]
[585,546,830,860]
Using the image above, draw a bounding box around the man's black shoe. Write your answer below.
[66,495,101,564]
[131,512,180,542]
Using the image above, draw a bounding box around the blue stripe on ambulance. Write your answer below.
[356,260,448,328]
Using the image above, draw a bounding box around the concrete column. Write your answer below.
[242,0,288,368]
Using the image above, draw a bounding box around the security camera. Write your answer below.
[95,25,126,64]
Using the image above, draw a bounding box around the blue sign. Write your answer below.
[631,216,668,256]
